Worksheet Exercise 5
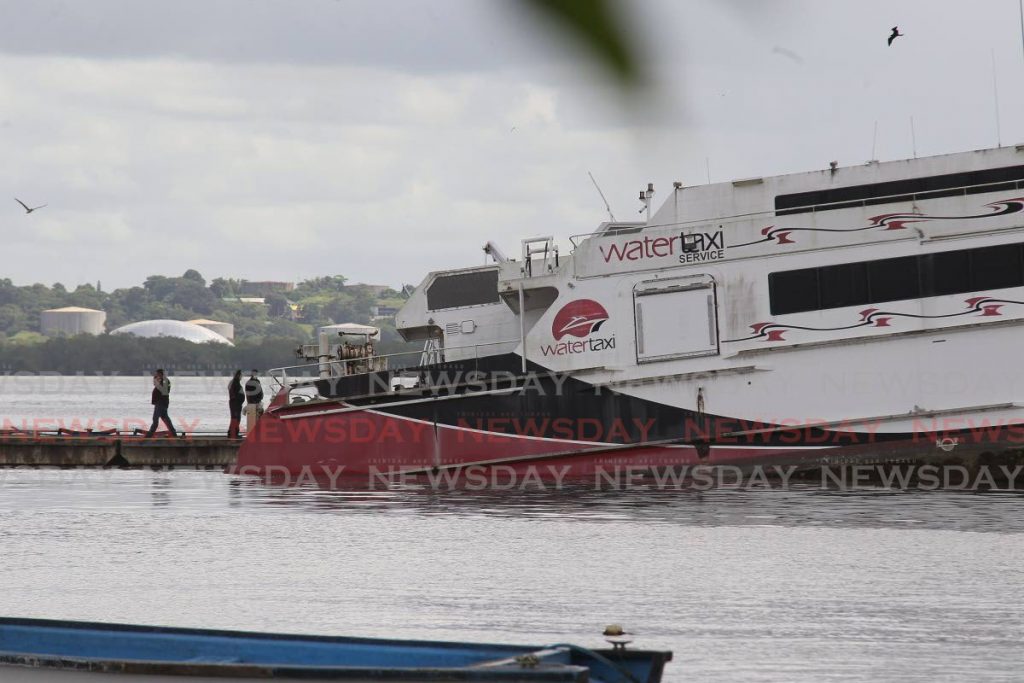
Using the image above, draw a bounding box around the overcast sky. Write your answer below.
[2,0,1023,290]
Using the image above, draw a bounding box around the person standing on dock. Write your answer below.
[227,370,245,439]
[145,369,178,438]
[244,369,264,433]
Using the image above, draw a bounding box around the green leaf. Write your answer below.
[521,0,642,88]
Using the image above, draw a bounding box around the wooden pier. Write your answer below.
[0,431,239,468]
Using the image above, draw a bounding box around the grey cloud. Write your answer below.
[0,0,556,72]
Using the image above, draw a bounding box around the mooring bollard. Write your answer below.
[244,405,262,433]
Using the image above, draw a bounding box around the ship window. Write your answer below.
[768,269,819,315]
[769,241,1024,315]
[426,270,500,310]
[819,262,868,309]
[775,164,1024,216]
[922,250,970,296]
[867,256,919,303]
[971,244,1023,290]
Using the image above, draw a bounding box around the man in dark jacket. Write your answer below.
[244,369,264,432]
[227,370,245,439]
[245,369,264,406]
[145,368,178,438]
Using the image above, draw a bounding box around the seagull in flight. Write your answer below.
[14,198,46,214]
[887,26,903,46]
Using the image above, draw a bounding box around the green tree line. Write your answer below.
[0,270,419,373]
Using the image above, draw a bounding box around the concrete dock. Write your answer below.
[0,431,238,468]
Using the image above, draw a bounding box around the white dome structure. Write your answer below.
[111,319,234,346]
[188,318,235,341]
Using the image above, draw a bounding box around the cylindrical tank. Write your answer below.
[40,307,106,336]
[188,319,235,341]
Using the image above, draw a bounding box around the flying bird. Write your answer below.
[887,26,903,46]
[771,45,805,65]
[14,198,46,214]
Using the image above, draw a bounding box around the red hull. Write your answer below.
[235,399,826,478]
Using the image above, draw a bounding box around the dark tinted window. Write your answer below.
[775,164,1024,216]
[768,269,819,315]
[867,256,919,303]
[922,250,970,296]
[426,270,499,310]
[971,244,1023,290]
[819,262,868,309]
[769,242,1024,315]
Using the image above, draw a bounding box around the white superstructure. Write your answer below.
[399,145,1024,439]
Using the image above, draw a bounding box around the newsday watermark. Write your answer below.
[220,463,1024,490]
[2,463,1023,490]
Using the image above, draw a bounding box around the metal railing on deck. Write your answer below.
[269,339,520,389]
[567,176,1024,248]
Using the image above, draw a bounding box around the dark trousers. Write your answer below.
[147,403,177,438]
[228,401,243,439]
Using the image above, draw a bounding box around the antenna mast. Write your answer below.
[992,49,1002,148]
[1019,0,1024,66]
[588,171,617,222]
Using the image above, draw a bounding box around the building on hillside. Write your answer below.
[40,307,106,336]
[371,305,399,320]
[349,283,392,296]
[240,281,295,296]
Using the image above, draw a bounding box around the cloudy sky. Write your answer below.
[2,0,1023,290]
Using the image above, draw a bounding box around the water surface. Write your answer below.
[1,470,1022,682]
[1,376,1023,681]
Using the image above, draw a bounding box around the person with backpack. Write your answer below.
[145,368,178,438]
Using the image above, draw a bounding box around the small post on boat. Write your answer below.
[318,331,332,379]
[518,282,527,374]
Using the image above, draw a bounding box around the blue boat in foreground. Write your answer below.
[0,618,672,682]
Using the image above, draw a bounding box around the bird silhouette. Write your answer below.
[888,26,903,46]
[14,198,46,214]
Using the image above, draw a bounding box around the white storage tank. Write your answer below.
[40,307,106,336]
[188,318,235,341]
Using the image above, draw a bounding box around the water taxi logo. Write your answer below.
[597,229,726,265]
[552,299,609,340]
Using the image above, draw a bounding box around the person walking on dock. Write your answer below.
[244,369,264,432]
[227,370,245,439]
[145,369,178,438]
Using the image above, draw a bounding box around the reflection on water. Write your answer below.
[221,479,1024,532]
[2,468,1021,533]
[1,470,1023,683]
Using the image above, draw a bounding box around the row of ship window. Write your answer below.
[774,164,1024,216]
[769,241,1024,315]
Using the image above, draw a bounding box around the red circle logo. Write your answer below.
[552,299,609,341]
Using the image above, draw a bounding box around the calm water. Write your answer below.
[0,375,244,434]
[1,377,1024,681]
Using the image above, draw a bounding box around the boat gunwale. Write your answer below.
[0,651,589,680]
[0,617,538,652]
[0,618,614,680]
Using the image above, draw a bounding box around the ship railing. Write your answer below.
[268,338,521,389]
[521,236,559,277]
[568,176,1024,248]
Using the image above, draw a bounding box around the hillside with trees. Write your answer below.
[0,270,420,374]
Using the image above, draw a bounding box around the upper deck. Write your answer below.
[565,145,1024,279]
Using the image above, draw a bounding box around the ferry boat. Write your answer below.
[237,145,1024,479]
